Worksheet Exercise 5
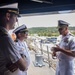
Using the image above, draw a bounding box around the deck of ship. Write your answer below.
[27,51,55,75]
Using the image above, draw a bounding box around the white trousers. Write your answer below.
[55,59,74,75]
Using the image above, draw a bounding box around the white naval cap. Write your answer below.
[0,3,18,9]
[13,24,28,34]
[0,3,20,17]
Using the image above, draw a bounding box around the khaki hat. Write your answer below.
[57,20,69,28]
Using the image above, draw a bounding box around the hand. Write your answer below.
[52,51,56,56]
[52,45,61,52]
[25,68,28,71]
[52,51,57,59]
[6,63,18,72]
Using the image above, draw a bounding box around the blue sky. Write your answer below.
[18,13,75,28]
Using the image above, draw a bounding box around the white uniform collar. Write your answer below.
[62,31,70,37]
[17,39,25,43]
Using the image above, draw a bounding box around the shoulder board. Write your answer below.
[69,33,74,37]
[0,29,7,36]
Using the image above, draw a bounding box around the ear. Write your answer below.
[65,26,68,30]
[6,13,10,21]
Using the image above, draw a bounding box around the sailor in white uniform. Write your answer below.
[13,24,30,75]
[52,20,75,75]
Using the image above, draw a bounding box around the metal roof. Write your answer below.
[0,0,75,15]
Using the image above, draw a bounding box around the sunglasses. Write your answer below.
[58,28,64,31]
[23,32,28,34]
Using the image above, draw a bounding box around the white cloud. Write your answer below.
[18,13,75,28]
